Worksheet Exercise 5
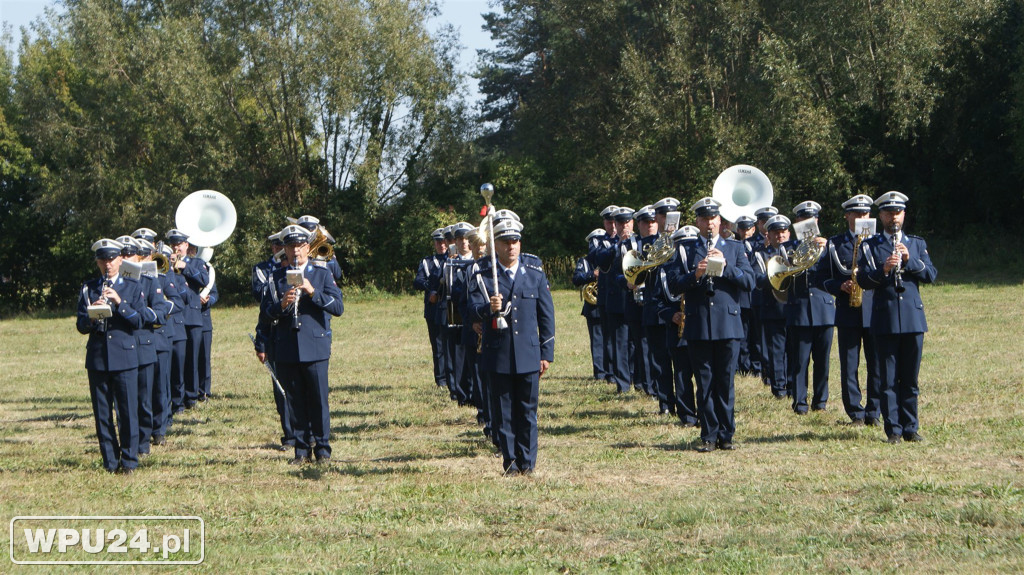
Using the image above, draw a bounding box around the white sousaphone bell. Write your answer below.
[712,164,774,223]
[175,189,237,262]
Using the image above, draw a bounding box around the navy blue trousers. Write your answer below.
[688,339,740,443]
[745,306,763,375]
[152,349,172,436]
[787,325,833,412]
[606,313,631,392]
[670,343,698,425]
[448,327,468,403]
[762,319,788,396]
[88,368,139,471]
[169,338,187,413]
[199,329,212,397]
[599,307,615,381]
[426,319,444,386]
[491,371,540,472]
[183,325,203,404]
[266,358,294,445]
[645,324,673,411]
[136,362,155,453]
[278,360,331,458]
[837,326,882,422]
[627,319,650,394]
[876,333,924,437]
[586,317,606,379]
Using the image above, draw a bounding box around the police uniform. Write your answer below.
[262,225,345,463]
[782,202,835,414]
[115,236,166,457]
[634,207,674,412]
[166,229,210,410]
[823,195,882,424]
[752,216,791,399]
[856,192,937,443]
[751,206,779,386]
[665,198,754,451]
[588,206,620,387]
[734,216,760,376]
[592,207,634,393]
[151,244,183,445]
[619,212,653,396]
[413,228,447,386]
[572,233,606,380]
[470,219,555,475]
[654,227,700,426]
[197,258,217,401]
[76,239,148,473]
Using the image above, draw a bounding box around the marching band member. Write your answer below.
[76,238,147,474]
[166,228,209,411]
[824,194,882,425]
[253,232,294,449]
[638,205,676,413]
[428,226,456,394]
[188,244,218,402]
[752,215,792,399]
[600,207,634,394]
[262,224,344,464]
[413,228,448,387]
[449,221,478,405]
[116,236,165,457]
[297,215,343,282]
[470,218,555,476]
[622,206,655,396]
[733,215,760,377]
[133,233,183,447]
[665,198,754,452]
[856,191,937,444]
[751,206,780,388]
[753,206,778,249]
[589,206,619,385]
[572,229,607,381]
[782,201,834,414]
[656,225,701,427]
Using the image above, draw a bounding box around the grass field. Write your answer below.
[1,282,1023,573]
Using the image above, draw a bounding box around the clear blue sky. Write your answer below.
[1,0,495,99]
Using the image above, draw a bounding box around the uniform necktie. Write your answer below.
[506,269,514,281]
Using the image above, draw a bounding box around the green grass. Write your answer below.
[2,283,1023,573]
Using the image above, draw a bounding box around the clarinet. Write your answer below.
[99,271,113,332]
[892,224,905,293]
[704,233,716,296]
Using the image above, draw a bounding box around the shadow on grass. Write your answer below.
[6,396,85,405]
[289,463,422,480]
[330,384,390,394]
[17,412,90,423]
[329,409,383,419]
[574,409,643,420]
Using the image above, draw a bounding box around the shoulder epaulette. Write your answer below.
[906,234,924,241]
[522,253,544,270]
[312,260,328,268]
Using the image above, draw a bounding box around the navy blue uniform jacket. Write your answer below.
[856,234,937,334]
[470,260,555,375]
[76,275,147,371]
[665,237,755,341]
[262,261,345,363]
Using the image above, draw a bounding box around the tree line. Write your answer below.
[2,0,1022,313]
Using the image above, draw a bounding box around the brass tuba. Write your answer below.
[308,226,335,261]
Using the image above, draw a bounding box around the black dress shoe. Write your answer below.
[865,417,880,427]
[315,451,331,463]
[520,468,534,477]
[115,466,135,476]
[811,405,828,412]
[288,456,312,465]
[848,418,866,426]
[793,409,808,415]
[696,441,717,453]
[903,432,924,443]
[502,464,520,477]
[886,435,902,444]
[152,435,166,446]
[716,440,735,450]
[773,391,787,399]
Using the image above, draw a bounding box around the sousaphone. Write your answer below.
[175,189,237,262]
[712,165,774,223]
